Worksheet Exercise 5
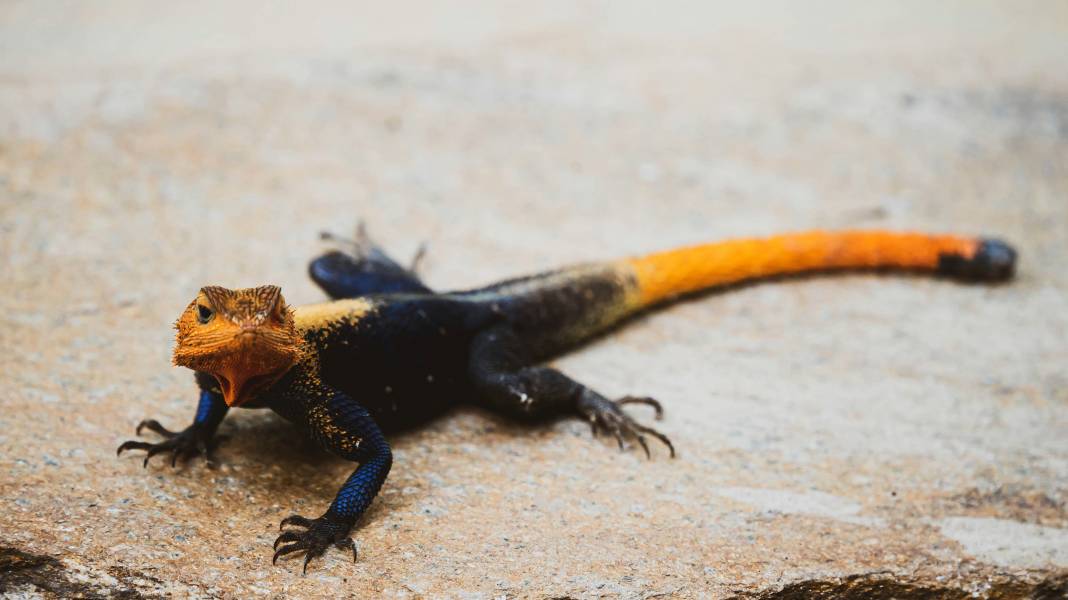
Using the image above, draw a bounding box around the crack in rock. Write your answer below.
[727,571,1068,600]
[0,545,166,599]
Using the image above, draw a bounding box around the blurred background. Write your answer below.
[2,2,1066,597]
[5,1,1065,297]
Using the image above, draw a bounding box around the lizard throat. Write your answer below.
[174,334,303,407]
[215,366,289,407]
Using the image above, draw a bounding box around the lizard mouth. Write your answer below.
[179,333,300,407]
[216,368,285,407]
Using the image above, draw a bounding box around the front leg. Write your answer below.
[116,372,229,467]
[271,384,392,573]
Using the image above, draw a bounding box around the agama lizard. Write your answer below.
[117,226,1016,572]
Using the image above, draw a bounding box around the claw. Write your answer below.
[634,434,651,459]
[633,423,675,458]
[355,221,370,248]
[143,443,171,468]
[409,242,428,273]
[137,419,177,438]
[200,441,218,468]
[280,515,314,530]
[274,531,301,550]
[303,550,321,575]
[618,396,664,419]
[607,419,625,451]
[117,440,152,456]
[273,542,307,565]
[336,538,357,562]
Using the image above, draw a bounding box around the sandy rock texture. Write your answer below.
[2,1,1067,598]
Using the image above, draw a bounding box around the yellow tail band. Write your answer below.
[621,230,1015,308]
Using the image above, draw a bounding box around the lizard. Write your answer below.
[116,226,1016,572]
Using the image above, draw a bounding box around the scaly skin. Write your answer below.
[117,226,1016,572]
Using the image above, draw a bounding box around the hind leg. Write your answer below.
[468,326,674,458]
[309,223,432,298]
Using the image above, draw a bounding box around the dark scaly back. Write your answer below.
[450,264,641,359]
[291,295,494,431]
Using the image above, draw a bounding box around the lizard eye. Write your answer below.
[196,304,214,324]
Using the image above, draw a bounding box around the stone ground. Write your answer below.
[2,1,1067,598]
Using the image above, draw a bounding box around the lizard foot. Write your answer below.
[273,512,356,574]
[116,420,219,468]
[319,221,375,260]
[577,390,675,459]
[321,222,428,272]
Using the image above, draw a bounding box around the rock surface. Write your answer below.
[2,2,1066,598]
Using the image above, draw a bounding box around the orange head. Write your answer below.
[173,285,303,407]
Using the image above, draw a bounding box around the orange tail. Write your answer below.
[622,230,1015,308]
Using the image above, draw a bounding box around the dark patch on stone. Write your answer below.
[727,572,1068,600]
[900,89,1068,142]
[0,545,62,575]
[946,485,1068,527]
[0,545,163,599]
[967,88,1068,142]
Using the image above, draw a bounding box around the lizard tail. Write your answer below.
[620,230,1016,309]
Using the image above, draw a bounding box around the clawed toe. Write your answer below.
[273,541,309,565]
[336,537,358,562]
[136,419,177,438]
[578,391,675,459]
[273,530,302,550]
[320,222,373,260]
[116,440,152,456]
[280,514,314,530]
[627,419,675,458]
[617,396,664,419]
[409,242,428,273]
[632,432,651,459]
[116,420,216,468]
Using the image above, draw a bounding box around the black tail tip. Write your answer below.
[938,238,1017,282]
